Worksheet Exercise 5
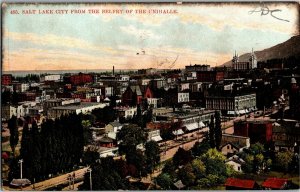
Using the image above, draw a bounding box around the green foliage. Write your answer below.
[162,160,177,179]
[82,149,99,166]
[249,142,264,155]
[209,115,215,148]
[79,157,128,190]
[117,124,147,155]
[191,158,206,179]
[242,154,254,173]
[275,151,293,172]
[8,115,19,156]
[178,163,196,186]
[16,114,84,181]
[91,106,116,124]
[156,173,173,190]
[145,141,160,173]
[173,147,193,166]
[191,141,210,157]
[201,148,226,162]
[82,120,93,145]
[214,111,222,150]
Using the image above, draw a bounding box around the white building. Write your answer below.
[41,74,61,82]
[178,92,189,103]
[105,87,113,97]
[48,102,108,118]
[181,83,190,91]
[147,98,160,108]
[147,129,163,142]
[116,106,137,119]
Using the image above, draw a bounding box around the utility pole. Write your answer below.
[18,159,23,179]
[87,168,92,190]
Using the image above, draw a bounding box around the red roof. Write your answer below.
[262,178,288,189]
[225,178,256,189]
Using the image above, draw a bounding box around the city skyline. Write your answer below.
[2,3,299,71]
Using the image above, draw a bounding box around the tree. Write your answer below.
[201,148,226,162]
[191,158,206,179]
[82,120,93,145]
[178,163,196,187]
[191,140,210,157]
[162,160,176,179]
[8,115,19,156]
[254,153,264,173]
[173,147,193,166]
[79,157,128,190]
[249,142,264,155]
[275,151,293,172]
[82,148,99,166]
[214,111,222,150]
[242,154,254,173]
[117,124,148,156]
[208,115,215,148]
[156,173,172,190]
[145,140,160,174]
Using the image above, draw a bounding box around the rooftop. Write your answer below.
[51,102,106,110]
[225,178,256,189]
[262,178,288,189]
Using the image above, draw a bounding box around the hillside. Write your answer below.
[222,35,300,67]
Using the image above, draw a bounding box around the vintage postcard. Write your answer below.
[1,2,300,191]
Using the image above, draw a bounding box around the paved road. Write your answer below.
[2,167,88,191]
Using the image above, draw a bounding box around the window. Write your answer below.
[227,145,230,149]
[238,166,241,171]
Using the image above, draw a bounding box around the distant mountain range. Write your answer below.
[222,35,300,67]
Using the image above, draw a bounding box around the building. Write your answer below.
[177,92,189,103]
[1,74,12,85]
[69,73,93,85]
[41,74,61,82]
[196,71,224,82]
[221,134,250,149]
[205,93,256,115]
[225,155,245,172]
[13,83,30,93]
[232,50,257,71]
[105,121,123,133]
[2,105,27,120]
[185,64,210,72]
[272,121,300,151]
[262,178,290,190]
[147,129,163,142]
[225,178,259,190]
[48,102,108,118]
[43,98,81,115]
[115,106,137,119]
[234,120,273,144]
[122,85,143,106]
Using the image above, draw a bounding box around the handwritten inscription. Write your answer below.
[248,3,289,22]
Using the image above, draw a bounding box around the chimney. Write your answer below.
[113,66,115,76]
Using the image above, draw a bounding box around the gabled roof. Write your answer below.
[262,178,288,189]
[130,85,142,96]
[225,178,256,189]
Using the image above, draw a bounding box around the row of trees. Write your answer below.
[208,111,222,149]
[9,113,84,182]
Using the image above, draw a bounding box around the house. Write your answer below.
[105,121,123,133]
[221,134,250,156]
[262,178,290,190]
[272,121,300,151]
[224,178,259,190]
[97,136,115,148]
[172,180,185,190]
[221,143,242,156]
[122,85,143,106]
[115,106,137,119]
[225,155,245,172]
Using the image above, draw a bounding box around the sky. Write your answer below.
[2,3,299,71]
